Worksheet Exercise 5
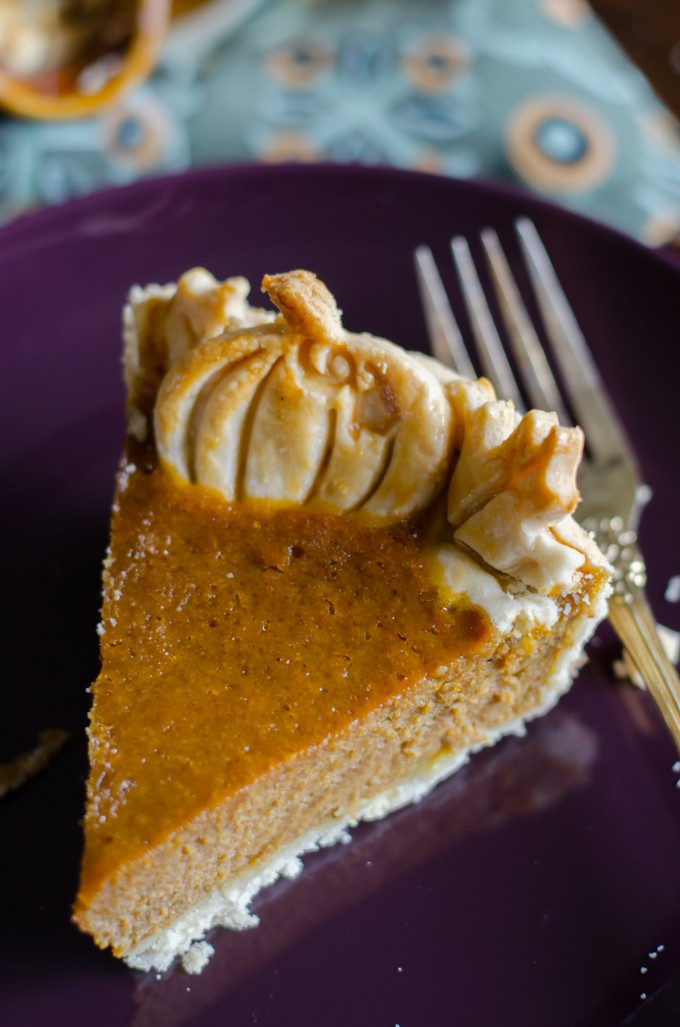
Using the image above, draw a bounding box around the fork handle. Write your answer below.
[590,518,680,752]
[609,594,680,751]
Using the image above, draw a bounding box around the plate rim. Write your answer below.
[2,160,679,279]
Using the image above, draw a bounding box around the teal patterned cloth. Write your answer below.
[2,0,679,243]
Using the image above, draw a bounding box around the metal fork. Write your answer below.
[415,219,680,752]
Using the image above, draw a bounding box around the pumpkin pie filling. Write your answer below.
[80,450,491,904]
[73,267,612,972]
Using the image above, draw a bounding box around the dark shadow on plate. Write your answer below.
[1,409,121,977]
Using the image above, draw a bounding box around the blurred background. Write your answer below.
[0,0,678,244]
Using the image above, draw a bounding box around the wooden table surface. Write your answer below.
[592,0,680,119]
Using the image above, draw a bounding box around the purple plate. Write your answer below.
[2,164,680,1027]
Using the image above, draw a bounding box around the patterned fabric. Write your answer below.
[1,0,679,243]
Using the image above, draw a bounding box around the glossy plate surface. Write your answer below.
[2,164,680,1027]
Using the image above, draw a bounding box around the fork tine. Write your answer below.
[515,218,639,467]
[450,236,525,412]
[479,227,571,427]
[413,245,477,380]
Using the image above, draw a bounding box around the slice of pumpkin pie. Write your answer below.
[73,268,611,973]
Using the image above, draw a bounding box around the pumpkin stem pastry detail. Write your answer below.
[153,269,453,517]
[73,268,612,974]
